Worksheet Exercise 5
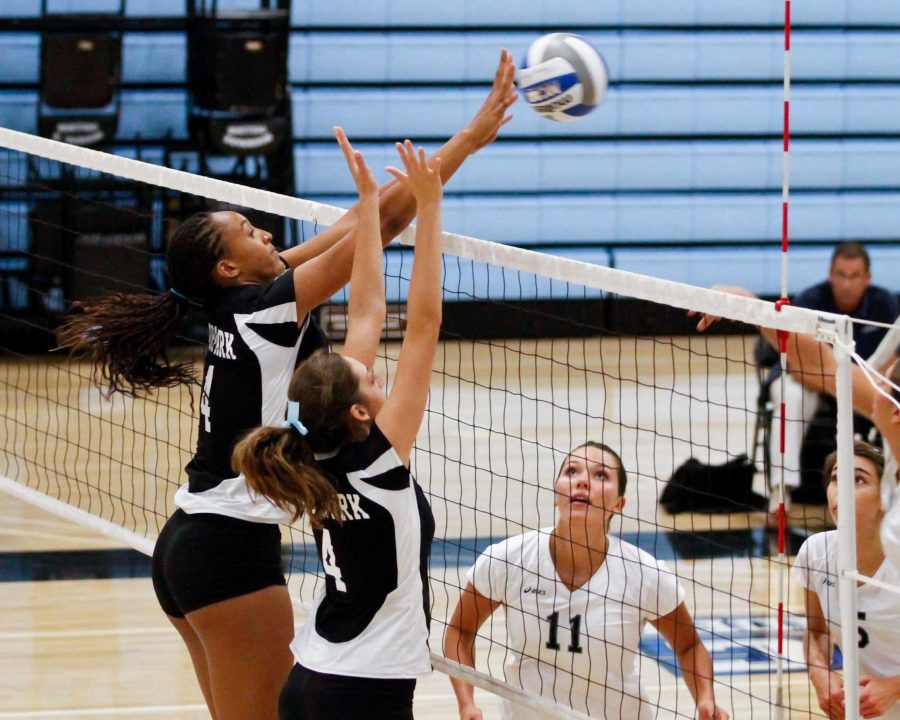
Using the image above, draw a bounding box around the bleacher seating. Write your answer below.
[1,0,899,299]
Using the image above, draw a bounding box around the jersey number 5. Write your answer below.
[857,610,869,649]
[321,529,347,592]
[546,611,583,654]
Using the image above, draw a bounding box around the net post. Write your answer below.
[833,315,861,720]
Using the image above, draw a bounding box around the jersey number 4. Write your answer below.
[546,611,583,653]
[321,529,347,592]
[200,365,214,432]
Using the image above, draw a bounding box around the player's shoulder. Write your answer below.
[482,527,546,563]
[609,535,662,568]
[797,530,837,566]
[215,267,296,317]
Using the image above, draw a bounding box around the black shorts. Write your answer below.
[279,663,415,720]
[151,509,285,618]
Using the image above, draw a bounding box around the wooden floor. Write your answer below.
[0,336,836,719]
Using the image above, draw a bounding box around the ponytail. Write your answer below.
[56,291,194,394]
[232,350,368,527]
[233,425,339,528]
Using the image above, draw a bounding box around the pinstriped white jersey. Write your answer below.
[468,529,684,720]
[793,530,900,720]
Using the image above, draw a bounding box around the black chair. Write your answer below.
[37,1,124,147]
[185,0,295,241]
[187,0,291,162]
[752,338,879,506]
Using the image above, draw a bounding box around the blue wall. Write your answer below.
[2,0,899,298]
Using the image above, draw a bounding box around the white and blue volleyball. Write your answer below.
[519,33,608,122]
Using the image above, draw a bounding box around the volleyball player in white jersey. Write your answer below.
[444,442,728,720]
[233,139,445,719]
[56,52,517,720]
[793,441,900,720]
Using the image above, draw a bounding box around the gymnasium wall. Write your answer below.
[2,0,899,298]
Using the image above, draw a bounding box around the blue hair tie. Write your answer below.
[169,287,190,304]
[283,400,309,437]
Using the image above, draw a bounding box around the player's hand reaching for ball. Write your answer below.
[463,48,518,154]
[334,126,377,200]
[386,140,443,209]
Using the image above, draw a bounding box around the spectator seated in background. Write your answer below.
[758,241,899,509]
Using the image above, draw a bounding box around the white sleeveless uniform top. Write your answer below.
[793,530,900,720]
[292,423,435,679]
[468,528,684,720]
[173,267,327,522]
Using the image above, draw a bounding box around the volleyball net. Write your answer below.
[0,127,885,719]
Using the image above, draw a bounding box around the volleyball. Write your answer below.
[518,33,608,122]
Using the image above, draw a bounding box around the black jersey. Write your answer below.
[175,267,328,521]
[292,423,435,678]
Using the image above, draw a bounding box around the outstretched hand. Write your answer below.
[689,285,760,332]
[464,48,519,153]
[386,140,443,207]
[334,126,378,198]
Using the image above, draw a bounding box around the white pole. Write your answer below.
[834,315,860,720]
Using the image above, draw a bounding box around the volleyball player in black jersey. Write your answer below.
[233,138,444,720]
[56,51,516,720]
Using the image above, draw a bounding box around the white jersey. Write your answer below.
[793,531,900,720]
[292,423,435,679]
[468,529,684,720]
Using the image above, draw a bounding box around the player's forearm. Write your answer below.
[444,627,479,711]
[280,215,355,268]
[449,674,478,714]
[405,204,443,334]
[346,195,386,328]
[676,637,716,707]
[804,630,834,686]
[375,126,480,247]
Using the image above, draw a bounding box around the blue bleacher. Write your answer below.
[5,31,900,84]
[8,86,900,142]
[2,1,900,301]
[294,139,900,195]
[6,1,900,26]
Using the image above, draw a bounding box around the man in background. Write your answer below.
[762,241,899,511]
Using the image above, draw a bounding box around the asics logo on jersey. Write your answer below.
[822,577,836,587]
[208,324,237,360]
[336,493,371,522]
[523,586,546,595]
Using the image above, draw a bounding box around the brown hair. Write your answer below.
[558,441,628,496]
[831,241,871,272]
[822,440,885,487]
[56,213,227,394]
[232,351,366,527]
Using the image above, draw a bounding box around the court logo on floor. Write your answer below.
[640,614,807,676]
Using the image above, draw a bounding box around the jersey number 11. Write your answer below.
[546,611,583,653]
